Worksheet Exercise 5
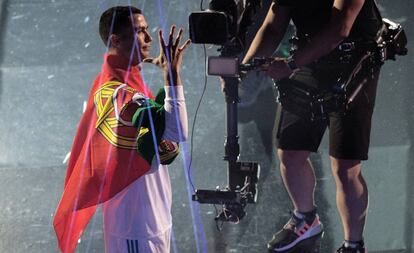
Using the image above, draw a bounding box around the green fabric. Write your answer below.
[132,88,166,164]
[154,87,165,105]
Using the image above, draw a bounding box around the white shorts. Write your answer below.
[104,228,171,253]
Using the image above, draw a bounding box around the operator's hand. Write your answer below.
[144,25,191,86]
[265,57,293,81]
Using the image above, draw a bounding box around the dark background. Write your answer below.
[0,0,412,252]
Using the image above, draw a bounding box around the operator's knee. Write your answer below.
[330,157,362,183]
[277,149,310,170]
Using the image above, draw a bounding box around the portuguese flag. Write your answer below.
[53,54,164,253]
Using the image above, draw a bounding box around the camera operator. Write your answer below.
[242,0,384,252]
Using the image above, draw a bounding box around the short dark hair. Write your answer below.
[99,6,142,45]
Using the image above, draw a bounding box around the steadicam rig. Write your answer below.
[189,0,264,226]
[192,162,260,223]
[191,56,264,224]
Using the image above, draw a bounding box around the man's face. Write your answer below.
[118,14,152,65]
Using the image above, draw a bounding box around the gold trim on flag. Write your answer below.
[94,81,139,150]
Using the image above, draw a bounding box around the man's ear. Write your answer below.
[109,34,121,48]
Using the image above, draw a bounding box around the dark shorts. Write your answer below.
[276,71,380,161]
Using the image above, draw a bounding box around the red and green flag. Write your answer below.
[53,54,165,253]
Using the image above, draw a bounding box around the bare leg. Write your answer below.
[278,149,316,213]
[331,157,368,241]
[267,149,322,251]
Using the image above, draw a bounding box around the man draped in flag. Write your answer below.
[53,5,191,253]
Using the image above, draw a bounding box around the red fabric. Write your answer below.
[53,54,155,253]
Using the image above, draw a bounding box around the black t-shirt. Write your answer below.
[274,0,382,42]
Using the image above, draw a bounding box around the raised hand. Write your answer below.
[144,25,191,86]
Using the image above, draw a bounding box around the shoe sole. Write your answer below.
[268,231,324,253]
[335,248,368,253]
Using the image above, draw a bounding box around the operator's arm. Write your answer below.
[266,0,366,80]
[292,0,366,68]
[242,2,291,64]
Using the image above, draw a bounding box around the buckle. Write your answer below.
[338,42,355,52]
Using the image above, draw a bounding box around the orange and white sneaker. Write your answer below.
[267,212,324,252]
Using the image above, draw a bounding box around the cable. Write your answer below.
[185,0,209,194]
[187,44,208,192]
[214,204,224,231]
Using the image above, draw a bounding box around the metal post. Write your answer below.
[222,76,241,190]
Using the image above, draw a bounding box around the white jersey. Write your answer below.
[102,85,188,239]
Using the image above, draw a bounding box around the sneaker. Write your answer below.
[267,212,324,252]
[336,241,367,253]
